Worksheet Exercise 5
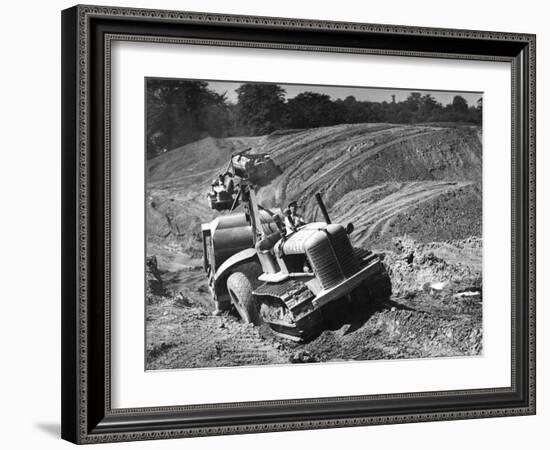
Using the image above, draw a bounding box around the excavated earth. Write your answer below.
[145,123,483,369]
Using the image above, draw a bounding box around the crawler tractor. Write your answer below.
[201,151,391,341]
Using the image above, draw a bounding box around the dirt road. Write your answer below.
[146,237,482,369]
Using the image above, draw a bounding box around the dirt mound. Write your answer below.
[145,122,483,326]
[378,183,482,246]
[148,136,260,183]
[384,236,482,296]
[255,123,481,217]
[332,181,482,249]
[144,122,483,369]
[146,123,481,273]
[299,292,482,361]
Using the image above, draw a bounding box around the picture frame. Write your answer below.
[61,4,536,444]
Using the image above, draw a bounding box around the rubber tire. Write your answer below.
[226,272,261,325]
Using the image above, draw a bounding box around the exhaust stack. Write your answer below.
[315,192,331,224]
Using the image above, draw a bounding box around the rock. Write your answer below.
[173,292,192,307]
[290,350,317,363]
[146,255,168,297]
[429,281,448,291]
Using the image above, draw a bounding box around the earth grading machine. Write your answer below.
[201,151,390,341]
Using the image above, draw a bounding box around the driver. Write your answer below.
[212,174,227,194]
[284,201,306,234]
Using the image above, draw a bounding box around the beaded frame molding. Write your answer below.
[61,4,536,444]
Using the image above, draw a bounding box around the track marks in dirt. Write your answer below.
[332,181,473,245]
[144,123,484,369]
[146,123,481,261]
[146,302,291,369]
[146,283,482,370]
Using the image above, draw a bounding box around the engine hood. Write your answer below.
[280,222,328,255]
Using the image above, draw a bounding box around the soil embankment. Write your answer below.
[145,123,483,369]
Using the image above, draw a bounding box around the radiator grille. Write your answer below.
[307,237,341,289]
[330,226,360,277]
[306,225,359,289]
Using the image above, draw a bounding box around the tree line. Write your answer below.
[147,80,482,159]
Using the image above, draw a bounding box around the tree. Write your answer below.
[235,83,286,135]
[368,102,385,122]
[285,92,338,128]
[417,94,442,122]
[341,96,373,123]
[396,109,413,124]
[451,95,469,114]
[146,80,229,159]
[404,92,423,113]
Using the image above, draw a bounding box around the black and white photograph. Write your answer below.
[145,78,483,370]
[1,0,544,446]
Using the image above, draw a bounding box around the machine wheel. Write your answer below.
[226,272,261,325]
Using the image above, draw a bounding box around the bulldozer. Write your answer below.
[201,151,391,342]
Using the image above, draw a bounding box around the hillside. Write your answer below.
[147,123,481,259]
[145,122,483,368]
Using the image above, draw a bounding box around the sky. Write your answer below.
[204,80,482,107]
